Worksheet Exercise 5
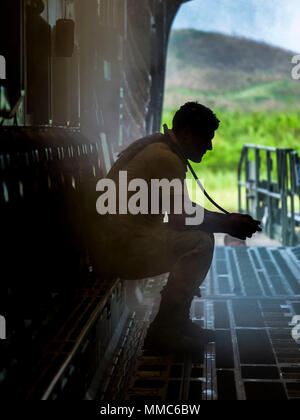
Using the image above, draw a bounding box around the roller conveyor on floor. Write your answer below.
[104,246,300,401]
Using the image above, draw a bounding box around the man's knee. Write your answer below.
[165,231,215,296]
[173,231,214,271]
[208,232,215,251]
[196,231,214,257]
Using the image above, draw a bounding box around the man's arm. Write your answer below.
[169,203,262,239]
[144,146,261,238]
[169,206,228,233]
[197,208,230,233]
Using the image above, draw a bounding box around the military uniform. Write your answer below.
[88,130,215,350]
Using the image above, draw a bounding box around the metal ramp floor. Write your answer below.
[97,246,300,401]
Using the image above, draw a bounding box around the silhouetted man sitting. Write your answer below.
[88,102,261,352]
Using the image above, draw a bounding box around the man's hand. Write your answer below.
[226,213,262,240]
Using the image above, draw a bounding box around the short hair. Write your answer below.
[172,102,220,135]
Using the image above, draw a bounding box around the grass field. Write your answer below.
[163,30,300,212]
[161,108,300,212]
[165,29,300,113]
[164,81,300,111]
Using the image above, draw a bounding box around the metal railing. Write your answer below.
[238,144,300,246]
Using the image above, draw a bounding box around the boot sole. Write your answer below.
[143,335,210,355]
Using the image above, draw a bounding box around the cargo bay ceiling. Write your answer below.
[0,0,191,168]
[0,0,194,400]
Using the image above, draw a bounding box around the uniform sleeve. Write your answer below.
[143,143,186,182]
[125,142,188,217]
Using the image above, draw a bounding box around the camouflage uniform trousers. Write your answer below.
[88,216,214,311]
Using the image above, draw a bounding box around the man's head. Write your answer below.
[172,102,220,162]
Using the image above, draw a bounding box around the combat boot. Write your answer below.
[143,297,214,353]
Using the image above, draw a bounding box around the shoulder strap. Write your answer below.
[113,132,187,172]
[163,124,230,215]
[115,128,230,215]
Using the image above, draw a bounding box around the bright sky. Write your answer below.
[173,0,300,52]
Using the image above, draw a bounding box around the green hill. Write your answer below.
[164,30,300,111]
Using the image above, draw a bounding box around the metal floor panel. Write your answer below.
[106,246,300,400]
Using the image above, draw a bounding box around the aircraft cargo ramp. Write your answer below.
[97,244,300,401]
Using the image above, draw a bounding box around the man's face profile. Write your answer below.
[181,126,215,162]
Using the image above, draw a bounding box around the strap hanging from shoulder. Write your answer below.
[163,124,230,215]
